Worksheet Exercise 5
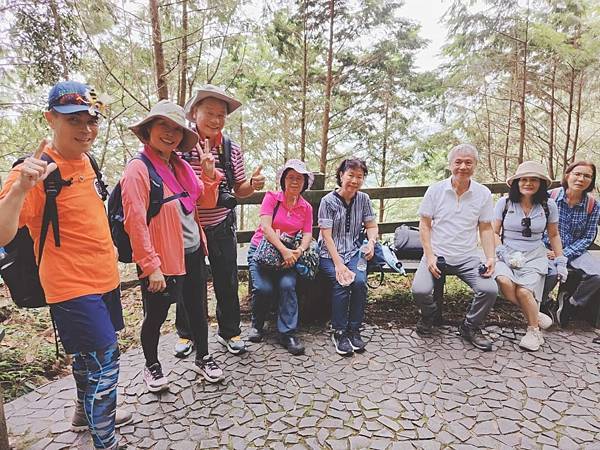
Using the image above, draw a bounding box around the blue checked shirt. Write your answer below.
[543,188,600,262]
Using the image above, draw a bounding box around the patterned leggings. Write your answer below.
[72,342,120,449]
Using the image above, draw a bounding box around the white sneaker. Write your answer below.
[519,327,544,352]
[538,312,553,330]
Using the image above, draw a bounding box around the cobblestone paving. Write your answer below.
[6,324,600,449]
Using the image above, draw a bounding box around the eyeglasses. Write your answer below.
[571,171,593,180]
[521,217,532,237]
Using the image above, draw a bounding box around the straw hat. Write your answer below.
[129,100,198,152]
[277,159,314,192]
[184,84,242,121]
[506,161,552,186]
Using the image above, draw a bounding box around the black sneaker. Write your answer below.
[416,316,435,335]
[279,334,305,355]
[331,330,353,356]
[458,321,492,352]
[248,327,263,343]
[556,292,573,327]
[347,330,366,352]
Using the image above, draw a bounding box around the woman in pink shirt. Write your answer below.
[247,160,314,355]
[120,100,223,392]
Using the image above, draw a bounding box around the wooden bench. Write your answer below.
[235,245,600,328]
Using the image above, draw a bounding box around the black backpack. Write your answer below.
[0,153,108,308]
[108,153,187,263]
[220,135,235,189]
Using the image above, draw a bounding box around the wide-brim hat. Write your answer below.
[184,84,242,121]
[506,161,552,186]
[129,100,198,152]
[276,159,314,192]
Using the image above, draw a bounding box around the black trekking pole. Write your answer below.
[433,256,446,326]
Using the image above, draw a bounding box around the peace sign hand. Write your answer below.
[15,139,57,194]
[198,138,216,179]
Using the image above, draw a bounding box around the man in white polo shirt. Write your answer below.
[412,144,497,351]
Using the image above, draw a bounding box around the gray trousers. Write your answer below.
[412,256,498,327]
[543,266,600,307]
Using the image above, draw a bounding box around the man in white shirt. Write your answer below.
[412,144,497,351]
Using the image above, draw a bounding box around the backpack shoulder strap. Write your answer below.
[39,154,71,263]
[272,201,281,221]
[541,198,550,222]
[586,193,596,215]
[220,135,235,189]
[86,153,109,201]
[136,153,188,223]
[500,195,509,244]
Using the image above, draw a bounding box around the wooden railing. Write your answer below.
[234,180,600,247]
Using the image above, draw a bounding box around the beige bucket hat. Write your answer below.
[184,84,242,121]
[129,100,198,152]
[507,161,552,186]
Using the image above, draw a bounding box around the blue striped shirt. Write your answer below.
[543,188,600,261]
[318,190,376,262]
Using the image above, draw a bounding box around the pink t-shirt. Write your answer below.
[250,191,313,246]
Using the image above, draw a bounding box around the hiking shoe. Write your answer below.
[556,292,573,327]
[174,338,193,358]
[347,330,366,352]
[216,334,246,355]
[519,327,544,351]
[458,321,492,352]
[195,355,224,383]
[279,334,305,355]
[416,316,435,335]
[538,312,553,330]
[331,330,353,356]
[143,363,169,392]
[71,401,133,432]
[248,327,263,343]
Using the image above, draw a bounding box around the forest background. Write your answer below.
[1,0,600,230]
[0,0,600,402]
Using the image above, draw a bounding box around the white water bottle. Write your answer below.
[356,239,369,272]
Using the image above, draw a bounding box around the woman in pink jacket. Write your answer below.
[121,100,224,392]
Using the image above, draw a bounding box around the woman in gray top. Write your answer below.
[493,161,566,352]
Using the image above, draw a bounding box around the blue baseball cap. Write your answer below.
[47,81,105,116]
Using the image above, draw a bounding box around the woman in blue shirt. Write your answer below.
[493,161,566,352]
[542,161,600,327]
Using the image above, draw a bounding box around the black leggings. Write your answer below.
[140,275,183,367]
[180,247,209,358]
[141,247,209,366]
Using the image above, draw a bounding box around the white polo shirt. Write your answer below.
[418,177,494,265]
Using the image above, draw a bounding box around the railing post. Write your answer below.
[310,173,325,237]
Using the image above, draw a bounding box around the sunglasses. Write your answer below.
[521,217,532,237]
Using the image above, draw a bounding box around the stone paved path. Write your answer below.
[6,324,600,449]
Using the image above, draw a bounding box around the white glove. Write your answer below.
[555,255,568,283]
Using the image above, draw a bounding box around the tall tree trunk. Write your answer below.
[299,0,309,162]
[503,50,516,180]
[150,0,168,100]
[482,82,494,179]
[517,9,529,164]
[571,70,584,163]
[547,62,556,179]
[319,0,335,174]
[563,67,575,171]
[177,0,188,106]
[283,110,290,162]
[48,0,69,79]
[378,98,389,223]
